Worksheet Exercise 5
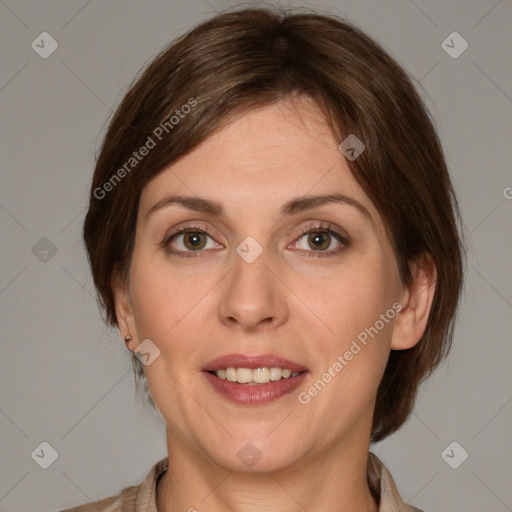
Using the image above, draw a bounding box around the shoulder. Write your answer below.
[367,451,427,512]
[58,457,168,512]
[58,484,138,512]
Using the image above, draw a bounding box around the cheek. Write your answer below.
[129,251,208,340]
[127,252,222,393]
[294,249,398,407]
[297,254,398,343]
[128,256,208,427]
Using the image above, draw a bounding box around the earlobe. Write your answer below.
[391,254,437,351]
[111,268,137,344]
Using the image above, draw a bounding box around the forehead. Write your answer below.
[139,98,379,224]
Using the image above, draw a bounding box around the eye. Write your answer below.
[291,223,349,258]
[164,225,221,257]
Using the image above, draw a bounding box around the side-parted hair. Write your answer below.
[83,6,465,443]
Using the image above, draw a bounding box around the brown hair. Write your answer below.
[83,6,465,443]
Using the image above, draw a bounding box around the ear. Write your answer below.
[111,267,138,349]
[391,254,437,350]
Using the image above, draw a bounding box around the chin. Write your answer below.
[209,436,301,473]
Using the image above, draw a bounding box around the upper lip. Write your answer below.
[203,353,308,373]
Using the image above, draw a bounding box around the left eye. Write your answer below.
[297,231,342,250]
[291,229,347,255]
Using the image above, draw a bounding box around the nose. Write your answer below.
[218,246,289,332]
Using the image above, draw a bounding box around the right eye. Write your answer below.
[165,227,223,257]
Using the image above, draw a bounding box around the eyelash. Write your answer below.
[161,222,349,259]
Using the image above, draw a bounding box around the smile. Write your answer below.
[202,354,309,405]
[211,367,301,384]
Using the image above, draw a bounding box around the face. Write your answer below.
[115,97,410,472]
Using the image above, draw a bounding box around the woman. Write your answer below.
[67,6,464,511]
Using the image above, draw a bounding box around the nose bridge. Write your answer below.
[218,237,287,330]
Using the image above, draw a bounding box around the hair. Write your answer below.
[83,6,465,443]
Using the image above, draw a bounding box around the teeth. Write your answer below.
[213,367,300,384]
[236,368,252,383]
[253,367,269,383]
[225,367,237,382]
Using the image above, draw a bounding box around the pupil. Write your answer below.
[186,233,204,249]
[310,232,329,250]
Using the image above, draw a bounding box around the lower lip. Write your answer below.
[203,371,308,405]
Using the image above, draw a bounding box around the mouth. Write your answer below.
[207,366,302,383]
[202,354,309,404]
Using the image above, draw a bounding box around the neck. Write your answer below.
[157,428,379,512]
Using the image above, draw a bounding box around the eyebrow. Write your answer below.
[145,193,372,222]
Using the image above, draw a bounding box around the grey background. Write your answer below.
[0,0,511,511]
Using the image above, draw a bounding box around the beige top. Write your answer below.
[61,452,424,512]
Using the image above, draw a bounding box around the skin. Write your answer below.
[113,96,436,512]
